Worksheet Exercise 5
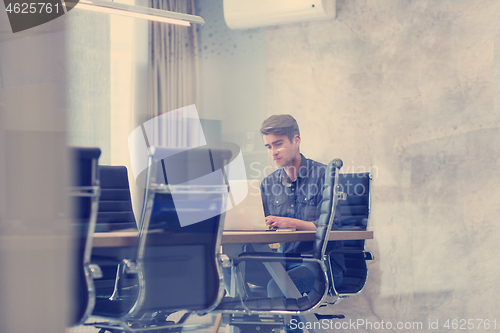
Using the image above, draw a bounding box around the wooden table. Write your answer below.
[92,229,373,247]
[92,229,373,333]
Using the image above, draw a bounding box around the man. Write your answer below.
[259,114,345,299]
[223,115,345,332]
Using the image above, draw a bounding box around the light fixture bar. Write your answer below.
[64,0,205,26]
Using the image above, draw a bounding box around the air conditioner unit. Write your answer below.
[223,0,335,30]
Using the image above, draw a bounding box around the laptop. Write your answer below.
[223,179,269,231]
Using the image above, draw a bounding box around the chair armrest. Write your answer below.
[120,258,139,274]
[233,252,307,266]
[88,263,103,279]
[364,252,374,260]
[238,252,302,258]
[326,250,374,260]
[339,217,368,229]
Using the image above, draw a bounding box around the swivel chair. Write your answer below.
[326,172,374,301]
[70,147,102,325]
[214,159,345,333]
[91,145,233,332]
[91,165,140,320]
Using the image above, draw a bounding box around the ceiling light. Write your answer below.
[64,0,205,26]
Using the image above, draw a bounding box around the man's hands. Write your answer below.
[265,216,293,229]
[265,216,317,231]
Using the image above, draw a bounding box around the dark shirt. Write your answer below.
[260,154,346,273]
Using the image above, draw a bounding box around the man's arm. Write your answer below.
[265,216,317,231]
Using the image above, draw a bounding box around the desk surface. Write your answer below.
[92,229,373,248]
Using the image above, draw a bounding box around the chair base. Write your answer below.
[228,314,285,333]
[315,313,345,320]
[89,311,210,333]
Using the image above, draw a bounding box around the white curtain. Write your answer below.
[148,0,200,148]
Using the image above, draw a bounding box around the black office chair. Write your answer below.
[91,165,140,320]
[96,165,138,232]
[213,159,344,332]
[92,145,233,332]
[70,147,102,326]
[326,172,374,301]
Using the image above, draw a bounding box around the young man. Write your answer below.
[223,115,345,326]
[259,114,345,301]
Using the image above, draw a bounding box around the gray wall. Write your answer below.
[264,0,500,330]
[198,0,500,330]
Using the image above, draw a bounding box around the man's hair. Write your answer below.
[260,114,300,143]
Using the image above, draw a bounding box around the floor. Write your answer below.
[68,297,348,333]
[68,313,293,333]
[68,312,218,333]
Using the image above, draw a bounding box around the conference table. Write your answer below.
[92,229,373,333]
[92,229,373,247]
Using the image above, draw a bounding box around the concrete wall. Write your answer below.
[264,0,500,330]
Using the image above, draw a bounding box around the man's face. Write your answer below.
[263,134,300,168]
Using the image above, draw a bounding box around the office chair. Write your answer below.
[70,147,102,326]
[326,172,374,301]
[213,159,345,332]
[92,145,233,332]
[91,165,140,320]
[96,165,138,232]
